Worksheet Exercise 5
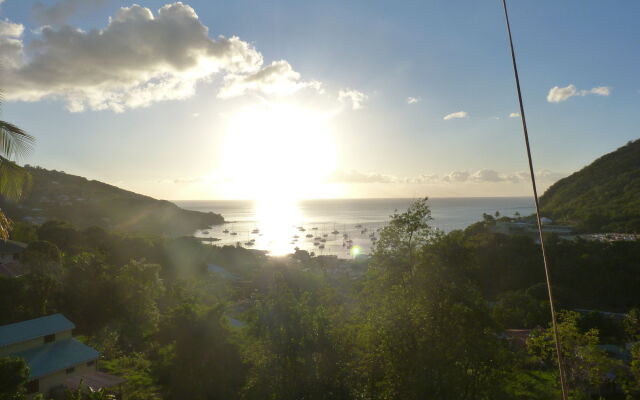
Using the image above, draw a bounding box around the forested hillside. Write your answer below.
[540,139,640,232]
[0,166,223,235]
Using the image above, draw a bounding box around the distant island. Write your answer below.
[539,139,640,233]
[0,166,224,236]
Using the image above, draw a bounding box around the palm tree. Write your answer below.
[0,93,34,239]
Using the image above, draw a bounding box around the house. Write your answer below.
[0,239,27,278]
[0,314,124,398]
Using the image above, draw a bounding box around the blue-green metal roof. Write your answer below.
[0,314,75,347]
[11,338,99,379]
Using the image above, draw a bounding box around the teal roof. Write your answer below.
[0,239,27,254]
[0,314,75,347]
[11,338,99,379]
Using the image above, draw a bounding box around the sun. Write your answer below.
[219,103,337,200]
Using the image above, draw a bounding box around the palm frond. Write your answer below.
[0,120,35,160]
[0,210,11,240]
[0,155,32,200]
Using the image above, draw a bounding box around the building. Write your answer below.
[0,314,124,398]
[0,239,27,278]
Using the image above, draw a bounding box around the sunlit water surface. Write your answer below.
[175,197,535,258]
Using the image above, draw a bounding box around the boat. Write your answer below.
[319,244,325,249]
[323,233,328,237]
[230,232,237,236]
[332,230,339,234]
[320,238,326,243]
[251,228,260,234]
[355,224,362,228]
[312,227,318,230]
[306,234,313,238]
[202,231,209,234]
[223,229,229,233]
[313,242,320,246]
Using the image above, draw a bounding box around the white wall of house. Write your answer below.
[34,360,98,397]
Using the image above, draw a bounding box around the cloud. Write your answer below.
[584,86,610,96]
[327,168,567,186]
[547,84,611,103]
[470,169,503,182]
[443,111,468,120]
[218,60,322,98]
[1,3,320,112]
[509,112,520,118]
[0,19,24,37]
[328,170,395,184]
[338,89,367,110]
[32,0,109,26]
[0,19,25,70]
[442,170,470,182]
[407,96,421,104]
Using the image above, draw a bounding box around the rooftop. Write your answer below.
[0,239,27,255]
[0,314,75,347]
[11,338,99,379]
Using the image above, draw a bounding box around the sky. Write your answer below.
[0,0,638,200]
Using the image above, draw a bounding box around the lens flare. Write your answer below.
[350,245,362,258]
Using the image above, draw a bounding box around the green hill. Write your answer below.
[0,166,223,235]
[539,139,640,233]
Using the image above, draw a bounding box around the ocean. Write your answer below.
[175,197,535,258]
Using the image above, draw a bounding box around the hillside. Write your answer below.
[0,166,224,235]
[539,139,640,233]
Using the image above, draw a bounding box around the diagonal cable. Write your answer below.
[500,1,570,398]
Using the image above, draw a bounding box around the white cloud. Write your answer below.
[509,112,520,118]
[1,3,322,112]
[442,170,470,182]
[0,19,24,37]
[328,170,396,184]
[327,168,566,186]
[582,86,611,96]
[218,60,322,98]
[470,169,503,182]
[407,96,421,104]
[547,84,611,103]
[338,89,368,110]
[443,111,469,120]
[32,0,108,26]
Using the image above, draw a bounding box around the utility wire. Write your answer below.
[500,1,569,399]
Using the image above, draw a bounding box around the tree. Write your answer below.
[0,357,29,400]
[356,199,509,400]
[36,220,78,251]
[528,311,621,397]
[370,197,436,283]
[623,308,640,342]
[114,260,164,348]
[0,96,34,239]
[242,274,352,400]
[22,241,62,316]
[155,302,246,400]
